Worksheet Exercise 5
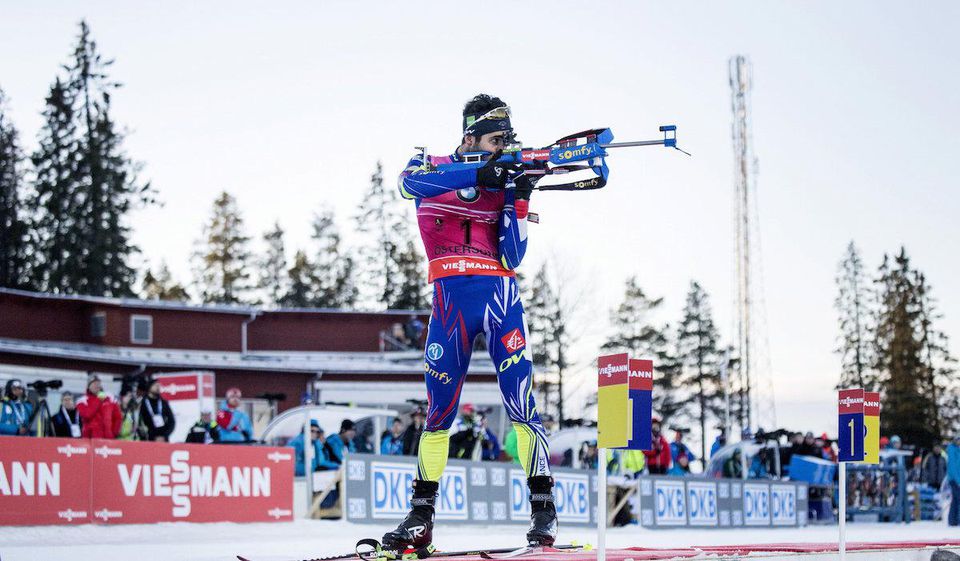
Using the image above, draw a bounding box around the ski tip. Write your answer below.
[237,557,252,561]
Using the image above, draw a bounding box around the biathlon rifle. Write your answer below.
[426,125,689,192]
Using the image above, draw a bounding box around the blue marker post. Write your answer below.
[837,389,866,561]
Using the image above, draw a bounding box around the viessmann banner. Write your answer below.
[0,436,294,525]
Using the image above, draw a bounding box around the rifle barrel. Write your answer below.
[601,140,666,148]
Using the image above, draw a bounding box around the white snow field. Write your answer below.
[0,520,956,561]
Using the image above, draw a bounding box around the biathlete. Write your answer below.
[383,94,557,552]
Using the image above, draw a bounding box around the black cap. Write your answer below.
[340,419,356,432]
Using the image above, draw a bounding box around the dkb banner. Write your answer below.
[634,475,808,528]
[343,454,597,527]
[343,455,807,529]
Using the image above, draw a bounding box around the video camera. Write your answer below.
[28,379,63,397]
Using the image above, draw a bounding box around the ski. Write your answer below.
[239,542,585,561]
[480,544,588,560]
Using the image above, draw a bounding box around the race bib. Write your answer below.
[152,414,165,428]
[70,425,81,438]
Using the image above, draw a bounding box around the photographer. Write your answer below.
[1,379,33,436]
[51,391,82,438]
[139,378,175,442]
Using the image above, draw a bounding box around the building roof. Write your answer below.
[0,337,496,375]
[0,287,429,316]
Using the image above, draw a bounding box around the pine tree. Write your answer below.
[0,88,30,289]
[193,191,254,304]
[675,281,723,467]
[142,261,189,301]
[258,222,288,306]
[29,77,81,293]
[281,250,316,308]
[602,276,684,424]
[393,239,428,310]
[355,162,399,308]
[523,262,582,424]
[310,206,357,308]
[835,241,874,390]
[355,161,424,309]
[915,272,959,440]
[872,248,937,449]
[30,21,154,296]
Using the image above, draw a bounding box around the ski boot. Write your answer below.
[381,479,438,558]
[525,475,558,546]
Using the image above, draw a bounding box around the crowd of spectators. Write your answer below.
[0,374,254,446]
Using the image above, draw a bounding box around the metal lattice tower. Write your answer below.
[728,55,778,436]
[730,55,754,434]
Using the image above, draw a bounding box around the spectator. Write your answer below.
[621,449,647,477]
[217,387,253,443]
[76,375,122,439]
[795,432,822,458]
[723,448,744,478]
[946,436,960,527]
[921,444,947,488]
[670,430,696,466]
[117,388,143,440]
[579,441,599,470]
[450,404,481,460]
[504,425,519,464]
[404,315,425,345]
[186,411,221,444]
[478,414,501,461]
[326,419,357,463]
[140,378,175,442]
[710,429,727,458]
[1,379,33,436]
[819,433,837,462]
[381,418,405,455]
[402,407,426,456]
[51,391,82,438]
[643,418,672,474]
[668,453,691,477]
[290,420,339,476]
[887,435,903,450]
[451,403,478,434]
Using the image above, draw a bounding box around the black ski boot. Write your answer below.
[381,479,438,555]
[525,475,558,546]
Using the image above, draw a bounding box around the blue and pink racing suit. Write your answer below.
[398,150,550,481]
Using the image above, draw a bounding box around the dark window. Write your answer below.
[130,315,153,345]
[90,313,106,338]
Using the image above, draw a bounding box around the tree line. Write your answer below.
[835,242,957,450]
[0,21,427,310]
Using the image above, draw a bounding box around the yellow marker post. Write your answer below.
[862,391,880,465]
[597,354,629,449]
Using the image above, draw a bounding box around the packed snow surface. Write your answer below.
[0,520,955,561]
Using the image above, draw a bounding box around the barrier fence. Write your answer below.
[0,436,294,525]
[341,454,808,529]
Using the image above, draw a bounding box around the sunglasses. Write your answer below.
[464,105,511,128]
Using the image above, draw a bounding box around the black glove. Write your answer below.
[513,173,537,200]
[476,150,519,189]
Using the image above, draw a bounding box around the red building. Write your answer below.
[0,288,501,435]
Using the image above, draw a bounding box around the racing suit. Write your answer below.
[398,150,550,481]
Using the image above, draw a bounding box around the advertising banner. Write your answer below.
[0,436,92,525]
[0,436,293,526]
[156,371,216,444]
[90,439,293,523]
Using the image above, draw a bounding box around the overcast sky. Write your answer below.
[2,1,958,440]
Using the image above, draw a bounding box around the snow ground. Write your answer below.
[0,519,956,561]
